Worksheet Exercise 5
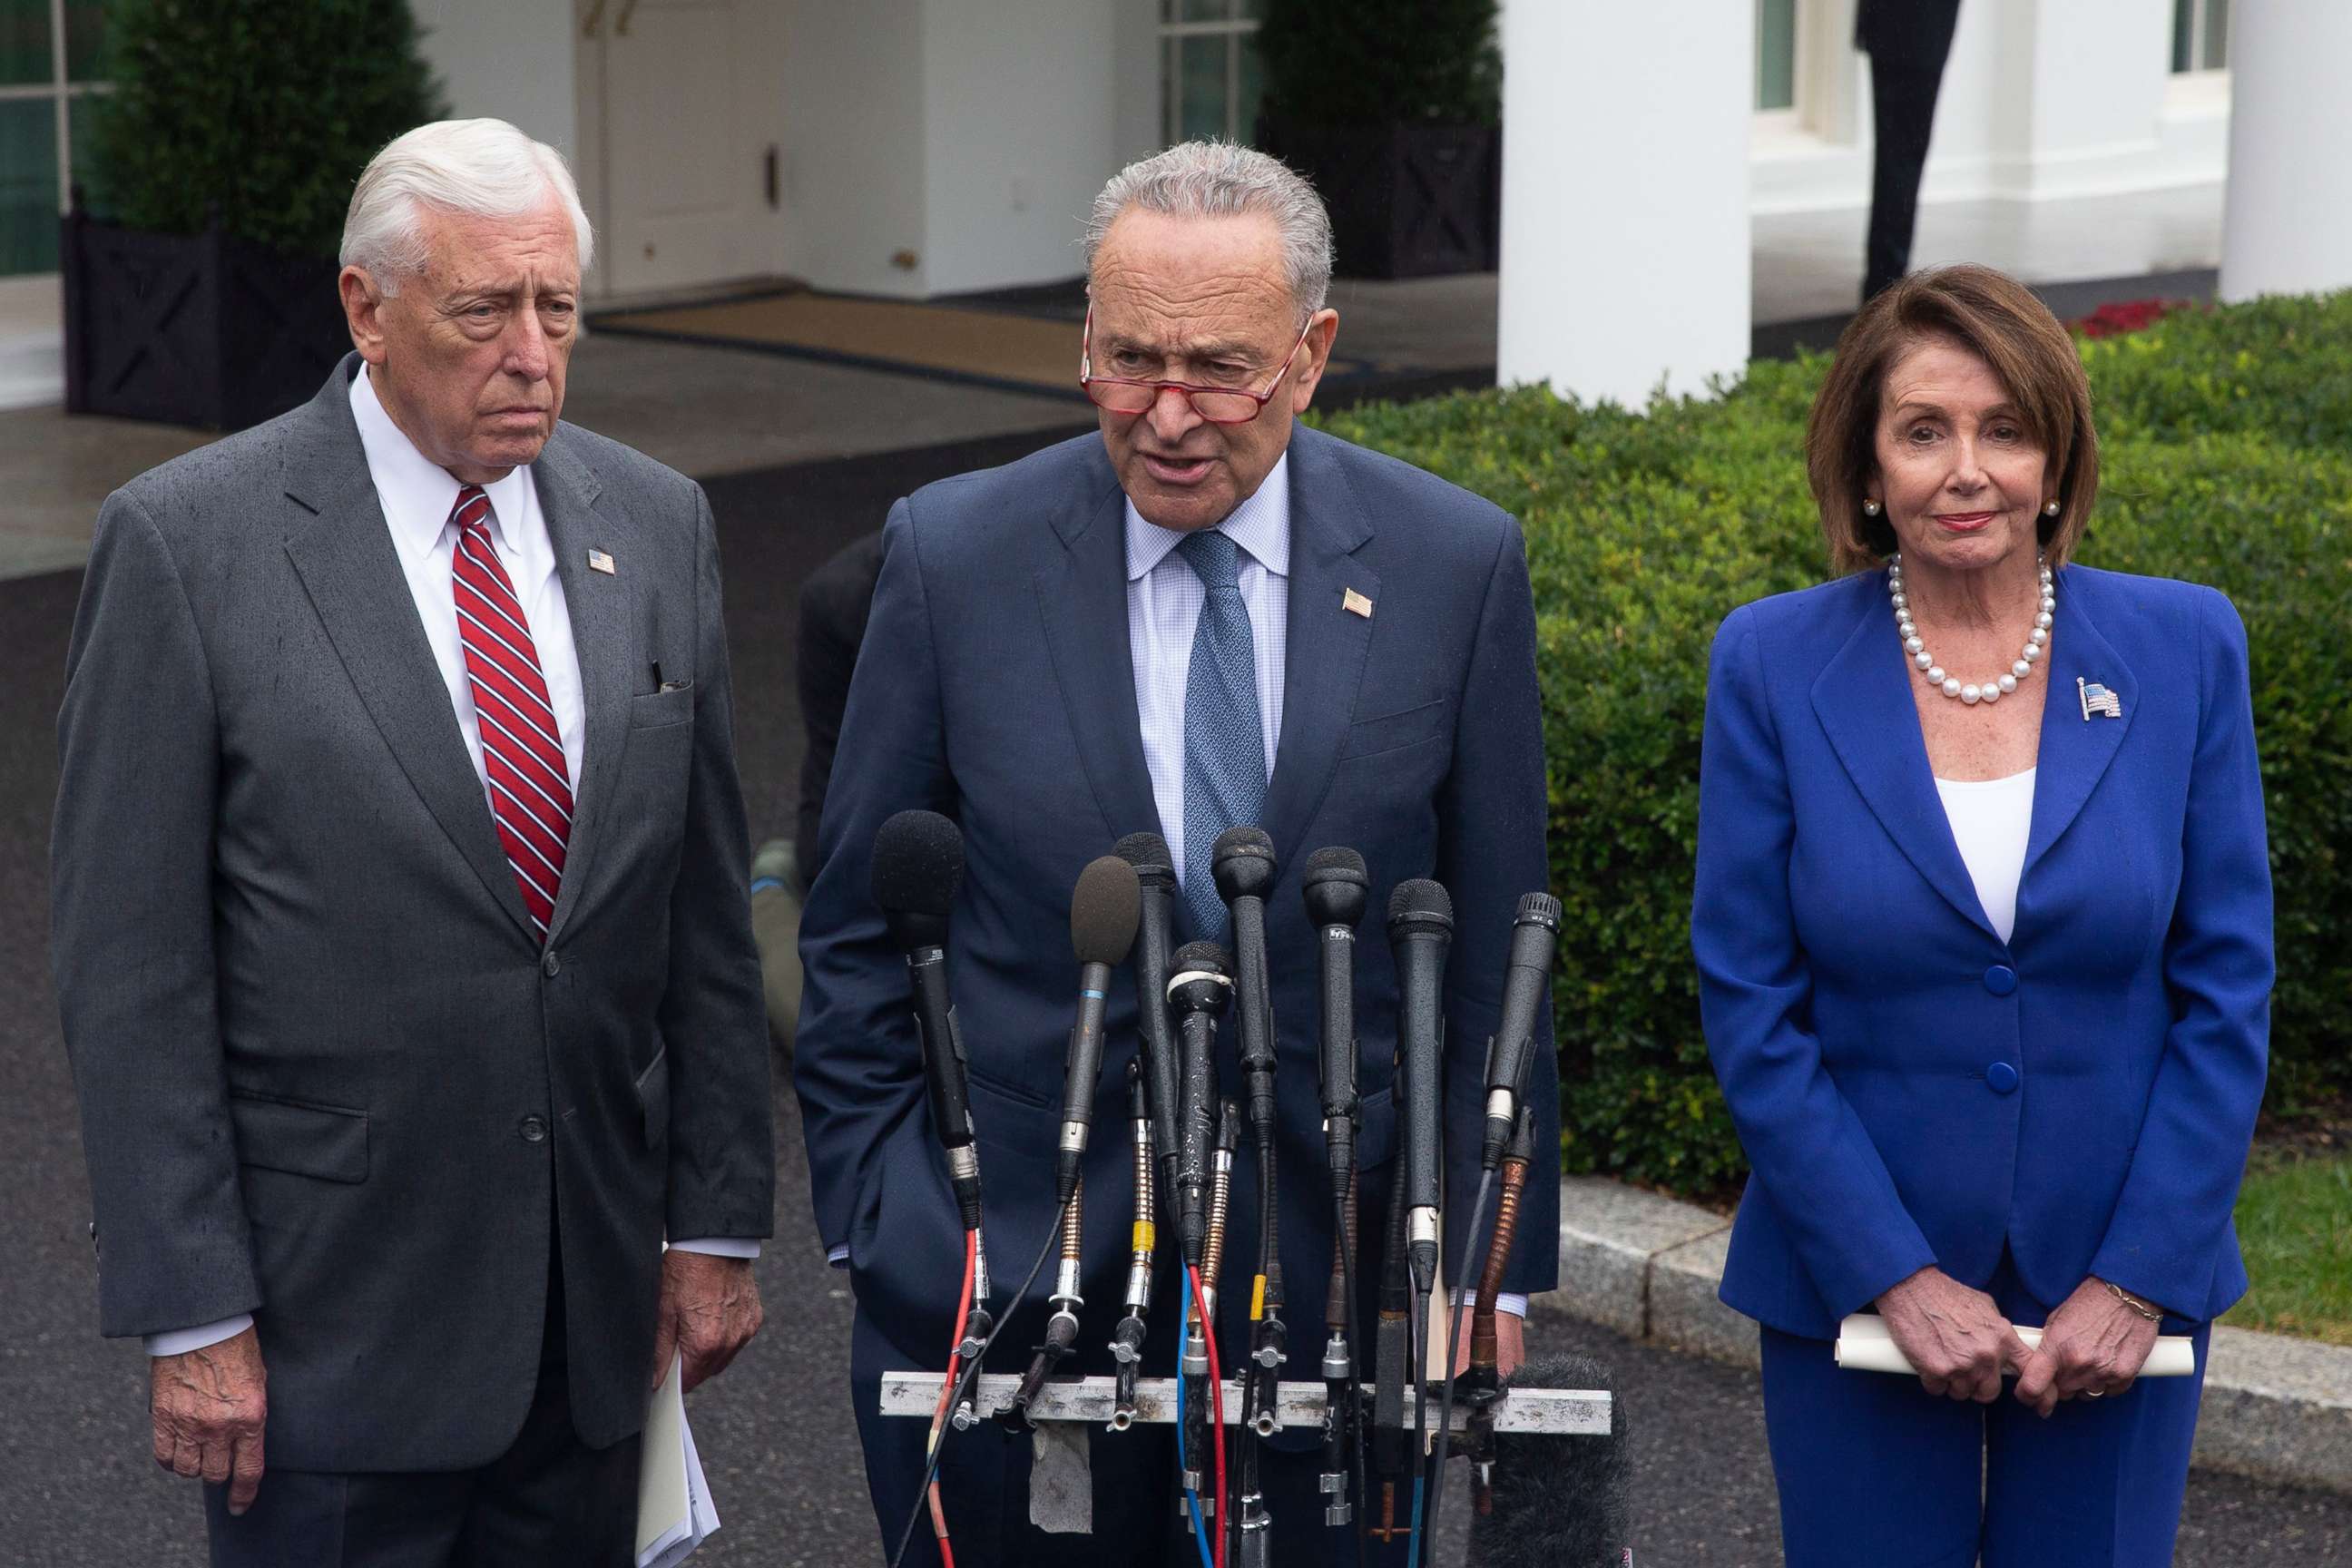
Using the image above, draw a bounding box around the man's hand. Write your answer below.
[650,1250,764,1393]
[1447,1307,1528,1379]
[1875,1266,2041,1403]
[2014,1277,2162,1416]
[152,1327,267,1514]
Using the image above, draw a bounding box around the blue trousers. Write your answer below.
[1759,1283,2210,1567]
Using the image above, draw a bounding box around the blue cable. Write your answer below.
[1408,1475,1426,1562]
[1177,1292,1214,1568]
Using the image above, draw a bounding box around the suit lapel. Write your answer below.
[1261,429,1377,864]
[2022,570,2135,882]
[1035,456,1162,842]
[280,362,536,943]
[1809,583,1999,939]
[536,436,630,944]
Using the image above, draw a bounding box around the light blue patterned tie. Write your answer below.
[1177,527,1267,942]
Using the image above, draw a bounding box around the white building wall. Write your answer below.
[918,0,1122,297]
[412,0,579,162]
[777,0,932,298]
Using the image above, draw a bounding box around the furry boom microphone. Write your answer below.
[1467,1355,1633,1568]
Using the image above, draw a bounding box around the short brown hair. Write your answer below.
[1805,264,2099,574]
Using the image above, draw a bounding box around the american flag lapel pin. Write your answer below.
[2078,677,2122,720]
[1342,587,1374,619]
[587,549,616,575]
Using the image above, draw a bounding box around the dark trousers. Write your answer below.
[1759,1255,2210,1567]
[1866,61,1949,301]
[204,1244,643,1567]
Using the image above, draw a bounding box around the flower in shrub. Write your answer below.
[2073,298,2195,338]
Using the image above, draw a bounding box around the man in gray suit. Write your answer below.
[51,118,774,1564]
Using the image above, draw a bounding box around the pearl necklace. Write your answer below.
[1888,553,2054,707]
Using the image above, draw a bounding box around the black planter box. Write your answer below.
[1259,116,1500,279]
[62,209,349,431]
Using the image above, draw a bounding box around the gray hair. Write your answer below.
[1083,141,1334,318]
[340,118,594,294]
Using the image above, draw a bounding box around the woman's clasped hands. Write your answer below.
[1874,1268,2160,1416]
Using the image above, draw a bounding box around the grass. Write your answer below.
[2220,1149,2352,1346]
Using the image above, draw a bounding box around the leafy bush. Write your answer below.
[1313,291,2352,1193]
[1256,0,1502,128]
[89,0,444,257]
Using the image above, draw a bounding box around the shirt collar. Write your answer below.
[1124,451,1292,583]
[348,364,531,565]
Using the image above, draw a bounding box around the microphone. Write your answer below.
[1466,1355,1631,1568]
[1387,877,1454,1293]
[1481,894,1560,1171]
[1300,848,1367,1182]
[1113,831,1183,1226]
[1166,940,1231,1271]
[1055,855,1142,1202]
[869,809,983,1233]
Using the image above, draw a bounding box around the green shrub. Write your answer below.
[1257,0,1502,127]
[1313,294,2352,1193]
[89,0,444,258]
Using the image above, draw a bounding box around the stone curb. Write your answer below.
[1527,1174,2352,1496]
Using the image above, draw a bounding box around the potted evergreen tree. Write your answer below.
[1255,0,1502,279]
[63,0,444,429]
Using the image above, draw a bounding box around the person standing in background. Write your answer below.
[1858,0,1965,302]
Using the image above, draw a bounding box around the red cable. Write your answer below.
[925,1229,978,1566]
[1186,1264,1229,1568]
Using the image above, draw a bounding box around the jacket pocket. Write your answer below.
[635,1045,671,1148]
[630,685,695,730]
[227,1093,368,1184]
[1338,698,1449,760]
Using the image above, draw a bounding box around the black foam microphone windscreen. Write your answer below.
[1468,1354,1632,1568]
[1071,855,1142,965]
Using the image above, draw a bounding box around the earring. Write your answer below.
[1861,498,1882,516]
[2043,499,2062,517]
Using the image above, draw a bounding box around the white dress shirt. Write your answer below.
[143,368,751,1358]
[1936,768,2037,945]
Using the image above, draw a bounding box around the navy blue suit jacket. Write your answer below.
[1693,565,2272,1339]
[795,426,1560,1366]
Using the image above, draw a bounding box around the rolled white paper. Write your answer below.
[1834,1313,2196,1377]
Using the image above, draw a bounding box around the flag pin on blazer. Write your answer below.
[1342,587,1374,618]
[2078,677,2122,720]
[588,549,615,575]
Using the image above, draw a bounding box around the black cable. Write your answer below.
[1338,1188,1367,1568]
[887,1195,1074,1568]
[1418,1166,1495,1566]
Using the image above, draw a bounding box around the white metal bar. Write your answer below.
[877,1373,1612,1436]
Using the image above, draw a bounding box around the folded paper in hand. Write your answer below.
[1834,1314,2197,1378]
[636,1352,721,1568]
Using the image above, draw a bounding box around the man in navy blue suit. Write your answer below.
[795,141,1557,1565]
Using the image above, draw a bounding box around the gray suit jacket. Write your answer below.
[52,356,774,1472]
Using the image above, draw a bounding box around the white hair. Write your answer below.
[1083,141,1335,319]
[340,118,594,294]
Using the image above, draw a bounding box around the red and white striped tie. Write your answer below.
[450,485,572,937]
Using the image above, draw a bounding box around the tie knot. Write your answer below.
[1176,526,1242,591]
[451,485,492,538]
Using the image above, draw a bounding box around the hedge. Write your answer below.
[1312,289,2352,1194]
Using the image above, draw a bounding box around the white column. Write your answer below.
[1497,2,1750,405]
[2220,0,2352,300]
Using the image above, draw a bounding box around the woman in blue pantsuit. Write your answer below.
[1692,265,2273,1567]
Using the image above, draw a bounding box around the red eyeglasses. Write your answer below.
[1078,307,1315,425]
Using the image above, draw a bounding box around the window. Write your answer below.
[0,0,107,276]
[1161,0,1264,146]
[2171,0,2230,73]
[1756,0,1798,112]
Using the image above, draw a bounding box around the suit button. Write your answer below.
[1983,965,2017,996]
[1987,1062,2020,1094]
[519,1115,549,1143]
[542,951,561,978]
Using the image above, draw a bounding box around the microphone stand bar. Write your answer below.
[877,1373,1612,1434]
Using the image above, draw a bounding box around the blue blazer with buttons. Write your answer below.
[1691,564,2272,1340]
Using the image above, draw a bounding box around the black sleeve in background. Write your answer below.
[794,529,887,887]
